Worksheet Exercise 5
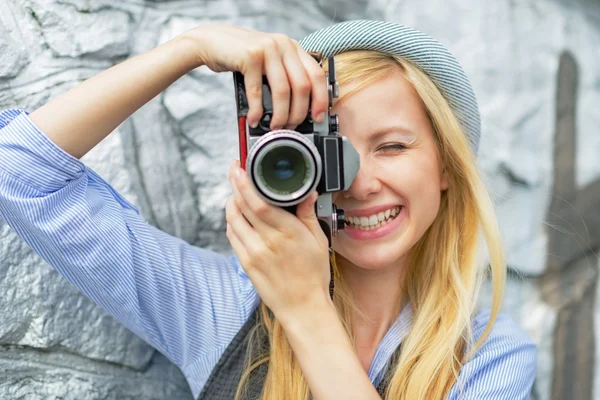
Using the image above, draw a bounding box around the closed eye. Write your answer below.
[377,143,407,153]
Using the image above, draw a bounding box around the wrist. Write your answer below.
[277,294,340,339]
[178,25,215,69]
[276,297,379,400]
[174,30,206,70]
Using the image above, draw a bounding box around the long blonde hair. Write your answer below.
[235,50,506,400]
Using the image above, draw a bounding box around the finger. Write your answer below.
[241,52,264,128]
[228,162,270,233]
[276,38,311,129]
[229,161,290,231]
[225,197,276,283]
[296,191,327,244]
[225,222,251,267]
[225,195,264,251]
[263,39,290,130]
[295,44,329,123]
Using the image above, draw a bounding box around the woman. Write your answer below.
[0,20,536,399]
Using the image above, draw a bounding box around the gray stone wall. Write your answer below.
[0,0,598,399]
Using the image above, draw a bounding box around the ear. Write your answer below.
[440,166,450,191]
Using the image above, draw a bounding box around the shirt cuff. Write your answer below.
[0,109,86,193]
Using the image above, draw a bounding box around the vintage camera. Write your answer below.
[232,55,359,244]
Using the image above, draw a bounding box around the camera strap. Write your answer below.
[329,249,339,299]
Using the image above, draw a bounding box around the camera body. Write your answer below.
[233,56,359,244]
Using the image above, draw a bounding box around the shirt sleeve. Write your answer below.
[0,109,260,377]
[448,310,537,400]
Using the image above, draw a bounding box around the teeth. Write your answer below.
[347,206,402,230]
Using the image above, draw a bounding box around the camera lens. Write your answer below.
[259,146,308,195]
[247,130,321,206]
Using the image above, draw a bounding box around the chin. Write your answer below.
[332,241,408,272]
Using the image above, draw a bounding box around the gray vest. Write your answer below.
[197,307,398,399]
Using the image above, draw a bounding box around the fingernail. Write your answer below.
[235,167,241,180]
[315,112,325,123]
[249,120,258,128]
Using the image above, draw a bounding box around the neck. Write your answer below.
[337,254,407,347]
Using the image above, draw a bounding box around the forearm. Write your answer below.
[29,34,200,159]
[279,300,382,400]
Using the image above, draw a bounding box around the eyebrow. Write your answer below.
[367,126,417,144]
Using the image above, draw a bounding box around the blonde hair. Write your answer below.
[235,50,506,400]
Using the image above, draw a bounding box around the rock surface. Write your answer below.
[0,0,599,398]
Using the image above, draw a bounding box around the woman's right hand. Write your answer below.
[183,24,330,130]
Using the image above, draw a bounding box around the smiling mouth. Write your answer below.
[344,206,403,230]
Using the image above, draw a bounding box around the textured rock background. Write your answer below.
[0,0,599,399]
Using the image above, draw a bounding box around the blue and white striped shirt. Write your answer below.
[0,109,536,399]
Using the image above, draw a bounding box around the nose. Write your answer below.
[342,159,382,201]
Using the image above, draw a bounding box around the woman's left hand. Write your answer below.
[225,159,332,322]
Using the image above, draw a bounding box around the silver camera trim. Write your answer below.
[247,130,322,207]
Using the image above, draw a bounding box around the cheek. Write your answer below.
[380,157,442,213]
[407,175,443,231]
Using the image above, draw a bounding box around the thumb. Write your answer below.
[296,192,323,237]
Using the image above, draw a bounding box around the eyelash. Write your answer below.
[378,143,407,153]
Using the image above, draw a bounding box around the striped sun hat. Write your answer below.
[299,19,481,154]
